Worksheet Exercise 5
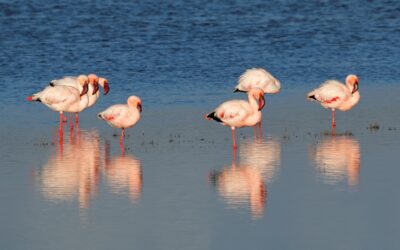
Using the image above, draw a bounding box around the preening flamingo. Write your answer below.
[205,88,265,149]
[307,74,360,128]
[234,68,281,94]
[98,96,142,143]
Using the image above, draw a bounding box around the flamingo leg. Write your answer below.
[257,121,263,138]
[69,113,74,131]
[331,110,336,128]
[59,112,63,135]
[231,127,237,149]
[75,113,79,123]
[120,128,125,143]
[120,128,125,155]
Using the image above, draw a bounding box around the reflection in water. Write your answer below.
[210,138,281,219]
[104,141,142,202]
[37,129,142,210]
[309,135,361,186]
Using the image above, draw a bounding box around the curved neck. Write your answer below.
[247,93,259,111]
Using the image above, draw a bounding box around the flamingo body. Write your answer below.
[98,96,142,141]
[307,74,360,127]
[206,88,265,148]
[235,68,281,94]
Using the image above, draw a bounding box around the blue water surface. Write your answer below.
[1,0,399,106]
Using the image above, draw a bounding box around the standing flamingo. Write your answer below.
[307,74,360,128]
[47,75,90,123]
[205,88,265,149]
[234,68,281,94]
[98,96,142,143]
[27,76,89,133]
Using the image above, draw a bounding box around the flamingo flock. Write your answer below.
[27,68,361,149]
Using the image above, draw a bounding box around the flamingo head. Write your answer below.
[88,74,100,95]
[128,96,142,113]
[77,75,89,96]
[99,77,110,95]
[250,88,265,111]
[346,74,359,94]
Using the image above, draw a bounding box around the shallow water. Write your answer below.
[1,1,400,250]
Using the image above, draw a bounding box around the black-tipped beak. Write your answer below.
[103,81,110,95]
[92,82,99,95]
[234,88,246,93]
[258,95,265,111]
[137,103,142,113]
[352,81,359,94]
[80,83,89,96]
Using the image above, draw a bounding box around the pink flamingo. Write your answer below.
[98,96,142,143]
[27,76,89,134]
[234,68,281,94]
[205,88,265,149]
[47,75,91,123]
[307,74,360,128]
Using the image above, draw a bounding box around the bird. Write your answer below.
[307,74,360,128]
[47,75,91,123]
[87,74,110,108]
[234,68,281,94]
[205,88,265,149]
[27,75,89,133]
[98,96,142,143]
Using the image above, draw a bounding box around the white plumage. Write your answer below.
[235,68,281,94]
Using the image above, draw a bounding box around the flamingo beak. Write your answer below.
[352,81,359,94]
[92,82,99,95]
[80,83,89,96]
[234,88,246,93]
[137,103,142,113]
[103,81,110,95]
[258,94,265,111]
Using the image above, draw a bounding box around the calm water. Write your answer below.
[1,0,400,249]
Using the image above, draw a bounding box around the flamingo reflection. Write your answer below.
[104,141,142,202]
[309,135,361,186]
[209,138,281,218]
[39,129,101,209]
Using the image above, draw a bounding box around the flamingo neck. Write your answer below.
[339,91,360,111]
[248,93,259,111]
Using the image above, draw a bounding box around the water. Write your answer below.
[1,1,400,249]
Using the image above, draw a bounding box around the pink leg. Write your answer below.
[120,128,125,142]
[63,115,67,123]
[231,127,237,149]
[331,110,336,128]
[120,128,125,155]
[258,122,263,138]
[59,112,63,135]
[75,113,79,123]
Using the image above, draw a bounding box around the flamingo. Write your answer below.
[47,75,91,123]
[205,88,265,149]
[98,96,142,143]
[87,74,110,108]
[27,76,89,133]
[307,74,360,128]
[234,68,281,94]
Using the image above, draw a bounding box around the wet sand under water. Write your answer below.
[1,86,400,250]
